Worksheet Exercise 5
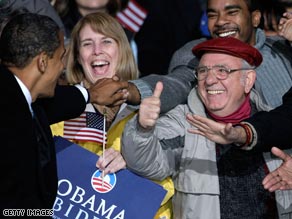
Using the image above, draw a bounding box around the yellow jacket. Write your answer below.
[51,104,174,219]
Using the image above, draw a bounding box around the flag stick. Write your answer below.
[102,108,107,188]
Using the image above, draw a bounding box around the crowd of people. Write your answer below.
[1,0,292,218]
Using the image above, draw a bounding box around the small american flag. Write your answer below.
[116,0,147,33]
[63,112,107,144]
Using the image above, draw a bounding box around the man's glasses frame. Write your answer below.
[194,65,255,81]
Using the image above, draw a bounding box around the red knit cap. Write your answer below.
[192,37,263,67]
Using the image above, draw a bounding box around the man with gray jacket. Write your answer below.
[122,37,292,219]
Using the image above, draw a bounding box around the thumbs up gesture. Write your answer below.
[138,82,163,130]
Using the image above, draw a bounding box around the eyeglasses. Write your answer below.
[194,65,255,81]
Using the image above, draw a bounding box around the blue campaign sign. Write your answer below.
[53,136,166,219]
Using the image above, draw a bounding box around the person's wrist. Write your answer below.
[233,122,257,150]
[232,125,247,146]
[126,82,141,105]
[233,123,253,148]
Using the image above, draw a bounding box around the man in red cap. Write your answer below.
[121,37,291,219]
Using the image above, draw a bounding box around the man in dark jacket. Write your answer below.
[0,12,127,213]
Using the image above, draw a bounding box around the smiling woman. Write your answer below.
[52,11,138,159]
[77,23,120,81]
[64,12,138,130]
[66,12,137,85]
[50,11,174,219]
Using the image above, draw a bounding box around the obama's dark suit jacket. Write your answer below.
[0,65,86,210]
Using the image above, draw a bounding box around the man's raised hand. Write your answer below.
[138,81,163,129]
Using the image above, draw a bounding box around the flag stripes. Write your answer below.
[63,112,107,144]
[116,0,147,33]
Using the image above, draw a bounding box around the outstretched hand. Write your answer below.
[138,81,163,129]
[186,114,245,145]
[88,76,129,107]
[278,12,292,42]
[263,147,292,192]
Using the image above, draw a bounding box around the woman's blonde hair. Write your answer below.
[66,12,139,84]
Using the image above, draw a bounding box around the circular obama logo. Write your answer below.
[91,170,117,193]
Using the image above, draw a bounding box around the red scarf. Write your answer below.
[207,94,251,125]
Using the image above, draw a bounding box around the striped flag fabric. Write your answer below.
[116,0,148,33]
[63,112,107,144]
[92,175,113,193]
